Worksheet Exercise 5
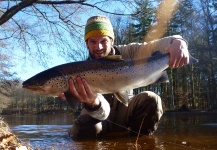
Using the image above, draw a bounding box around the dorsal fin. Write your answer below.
[114,91,129,106]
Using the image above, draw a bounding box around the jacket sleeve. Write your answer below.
[115,35,183,60]
[81,94,110,121]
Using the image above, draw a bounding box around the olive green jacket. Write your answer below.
[82,35,183,121]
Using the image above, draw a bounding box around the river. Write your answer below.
[1,111,217,150]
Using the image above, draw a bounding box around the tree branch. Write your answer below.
[0,0,140,25]
[0,0,38,25]
[35,1,137,16]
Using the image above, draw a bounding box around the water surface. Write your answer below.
[2,112,217,150]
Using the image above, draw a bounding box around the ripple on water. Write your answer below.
[7,113,217,150]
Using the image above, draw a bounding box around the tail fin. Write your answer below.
[189,55,199,64]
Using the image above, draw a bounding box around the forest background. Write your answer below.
[0,0,216,114]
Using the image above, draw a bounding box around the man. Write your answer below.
[60,15,189,139]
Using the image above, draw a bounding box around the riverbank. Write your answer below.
[0,117,31,150]
[165,109,217,114]
[0,108,81,115]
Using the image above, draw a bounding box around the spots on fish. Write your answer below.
[44,76,68,91]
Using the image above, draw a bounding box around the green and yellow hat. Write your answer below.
[84,15,115,41]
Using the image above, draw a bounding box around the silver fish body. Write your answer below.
[22,51,198,105]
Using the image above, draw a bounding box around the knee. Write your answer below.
[144,91,163,120]
[134,91,163,119]
[128,91,163,135]
[137,91,161,105]
[69,114,102,139]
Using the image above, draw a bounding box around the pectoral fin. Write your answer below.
[154,71,169,84]
[64,90,80,110]
[114,91,129,106]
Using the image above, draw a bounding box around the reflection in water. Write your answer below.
[1,112,217,150]
[11,125,72,149]
[3,113,75,125]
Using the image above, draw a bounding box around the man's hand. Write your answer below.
[68,77,100,107]
[166,38,189,68]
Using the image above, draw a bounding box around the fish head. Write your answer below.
[22,69,68,96]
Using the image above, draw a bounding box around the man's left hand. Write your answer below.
[166,38,189,68]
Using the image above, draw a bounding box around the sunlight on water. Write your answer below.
[2,112,217,150]
[202,123,217,127]
[10,125,73,149]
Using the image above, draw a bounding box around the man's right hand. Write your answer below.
[68,77,100,107]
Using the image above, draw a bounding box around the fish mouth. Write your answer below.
[22,85,30,90]
[22,85,35,90]
[22,85,46,94]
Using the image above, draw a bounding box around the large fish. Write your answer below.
[22,51,198,106]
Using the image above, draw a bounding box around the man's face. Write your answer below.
[86,36,114,59]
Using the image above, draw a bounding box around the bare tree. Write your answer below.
[0,0,138,65]
[0,1,138,110]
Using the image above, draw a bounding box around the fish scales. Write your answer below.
[50,58,139,93]
[22,51,198,105]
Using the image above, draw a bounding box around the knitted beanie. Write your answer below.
[84,15,115,41]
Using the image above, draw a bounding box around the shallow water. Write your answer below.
[2,112,217,150]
